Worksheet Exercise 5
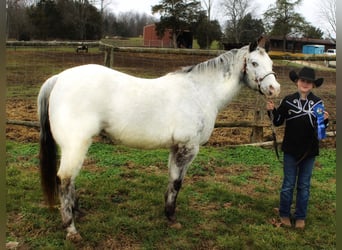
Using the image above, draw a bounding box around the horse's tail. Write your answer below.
[37,75,58,207]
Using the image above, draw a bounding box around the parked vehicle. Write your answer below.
[325,49,336,56]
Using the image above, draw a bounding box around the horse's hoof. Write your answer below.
[169,221,182,229]
[66,232,82,242]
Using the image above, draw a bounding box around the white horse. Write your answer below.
[38,37,280,241]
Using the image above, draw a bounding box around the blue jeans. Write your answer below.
[279,153,315,220]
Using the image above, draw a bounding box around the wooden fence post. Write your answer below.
[110,48,114,68]
[250,109,263,143]
[250,96,265,143]
[104,46,114,68]
[104,47,110,67]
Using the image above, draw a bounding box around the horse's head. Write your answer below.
[242,36,280,98]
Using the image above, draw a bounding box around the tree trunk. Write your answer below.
[172,32,178,48]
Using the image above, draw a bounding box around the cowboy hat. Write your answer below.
[289,66,324,87]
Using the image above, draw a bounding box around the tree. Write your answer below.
[263,0,306,51]
[117,12,155,37]
[152,0,203,48]
[220,0,251,43]
[102,11,116,37]
[27,0,102,40]
[82,2,102,40]
[28,0,61,39]
[194,15,222,49]
[102,11,155,37]
[6,0,33,40]
[316,0,336,40]
[302,25,324,39]
[201,0,214,20]
[235,13,264,44]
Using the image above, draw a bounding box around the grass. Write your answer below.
[6,140,336,249]
[6,46,336,249]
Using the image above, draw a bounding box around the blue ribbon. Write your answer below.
[313,103,326,140]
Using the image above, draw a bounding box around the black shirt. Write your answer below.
[271,92,328,160]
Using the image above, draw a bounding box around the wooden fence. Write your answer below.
[6,42,335,146]
[6,119,336,147]
[101,43,271,143]
[99,43,336,144]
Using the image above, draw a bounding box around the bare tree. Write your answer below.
[316,0,336,40]
[201,0,213,20]
[6,0,32,40]
[220,0,252,43]
[90,0,113,16]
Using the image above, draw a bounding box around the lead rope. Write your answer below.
[259,95,282,163]
[266,101,311,165]
[267,109,282,163]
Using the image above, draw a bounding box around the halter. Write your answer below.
[242,57,277,95]
[258,71,277,82]
[256,71,277,95]
[243,55,280,160]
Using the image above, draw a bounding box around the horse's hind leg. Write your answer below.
[165,144,199,224]
[58,177,80,240]
[57,140,91,241]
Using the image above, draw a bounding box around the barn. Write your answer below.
[143,24,193,48]
[267,36,334,53]
[143,24,173,48]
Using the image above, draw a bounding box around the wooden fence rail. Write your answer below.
[6,119,264,129]
[6,119,336,147]
[6,43,336,144]
[7,120,40,128]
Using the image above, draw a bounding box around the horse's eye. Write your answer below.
[252,62,258,67]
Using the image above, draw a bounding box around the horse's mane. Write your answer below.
[177,47,247,75]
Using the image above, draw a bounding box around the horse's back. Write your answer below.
[47,64,210,149]
[48,65,123,145]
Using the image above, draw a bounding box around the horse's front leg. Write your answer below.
[165,144,199,223]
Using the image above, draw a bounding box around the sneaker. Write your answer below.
[280,217,292,227]
[295,219,305,229]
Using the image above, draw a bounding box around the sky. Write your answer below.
[108,0,329,34]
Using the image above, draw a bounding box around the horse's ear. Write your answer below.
[257,36,266,48]
[249,40,258,52]
[250,36,270,52]
[249,35,265,52]
[265,40,270,52]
